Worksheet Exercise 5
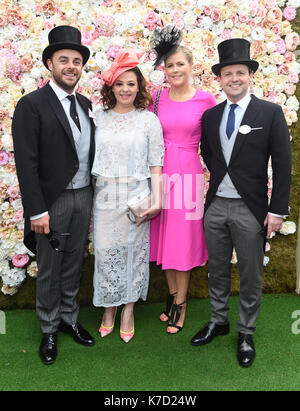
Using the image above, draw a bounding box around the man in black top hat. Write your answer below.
[12,25,96,365]
[191,39,291,367]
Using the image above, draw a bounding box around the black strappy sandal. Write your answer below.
[159,292,177,322]
[167,301,186,334]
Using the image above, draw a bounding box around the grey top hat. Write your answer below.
[42,25,90,70]
[212,38,259,76]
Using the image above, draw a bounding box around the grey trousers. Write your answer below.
[204,196,265,334]
[35,186,93,333]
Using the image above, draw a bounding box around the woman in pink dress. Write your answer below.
[150,26,216,334]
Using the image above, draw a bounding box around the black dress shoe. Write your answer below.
[58,321,95,346]
[39,333,58,365]
[237,333,256,368]
[191,321,230,346]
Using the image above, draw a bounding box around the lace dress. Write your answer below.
[92,108,164,307]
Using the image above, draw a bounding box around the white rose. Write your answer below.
[19,0,36,11]
[280,221,297,235]
[266,42,276,53]
[184,11,197,29]
[1,267,26,287]
[262,66,277,76]
[251,27,265,41]
[287,0,300,7]
[286,95,300,111]
[30,67,42,79]
[224,19,234,29]
[252,86,264,99]
[149,70,165,86]
[0,202,9,212]
[95,52,109,72]
[108,36,126,47]
[139,61,154,80]
[126,11,141,29]
[200,16,213,30]
[1,135,12,151]
[288,61,300,74]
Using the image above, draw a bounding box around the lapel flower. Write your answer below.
[89,108,97,126]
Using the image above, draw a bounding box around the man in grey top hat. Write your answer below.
[12,25,96,365]
[191,39,291,367]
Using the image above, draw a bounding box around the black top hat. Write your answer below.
[212,38,259,76]
[42,25,90,70]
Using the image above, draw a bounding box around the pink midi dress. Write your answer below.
[149,88,216,271]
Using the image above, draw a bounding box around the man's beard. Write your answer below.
[52,72,80,93]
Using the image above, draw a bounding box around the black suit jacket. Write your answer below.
[200,95,291,227]
[12,82,95,253]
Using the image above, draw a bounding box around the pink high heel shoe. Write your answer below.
[99,307,117,338]
[120,307,135,343]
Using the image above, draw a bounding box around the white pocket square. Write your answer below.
[239,125,263,135]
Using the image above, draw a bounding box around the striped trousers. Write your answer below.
[35,186,93,333]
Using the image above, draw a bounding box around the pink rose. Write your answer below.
[239,15,249,24]
[7,185,20,199]
[288,72,299,84]
[90,77,103,90]
[271,24,282,36]
[144,11,159,30]
[283,7,296,21]
[0,16,8,27]
[231,13,238,24]
[265,7,282,25]
[103,0,114,6]
[82,29,94,45]
[220,29,232,40]
[12,210,23,223]
[285,32,300,51]
[275,38,286,54]
[265,0,276,8]
[106,45,121,60]
[174,19,184,30]
[12,254,29,268]
[285,84,296,95]
[284,51,295,62]
[204,6,212,16]
[96,15,115,37]
[0,151,9,166]
[248,19,257,30]
[211,9,221,23]
[171,9,183,20]
[44,20,55,31]
[277,64,289,75]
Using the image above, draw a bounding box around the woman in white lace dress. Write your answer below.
[92,49,164,343]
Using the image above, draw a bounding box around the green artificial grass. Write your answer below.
[0,293,299,391]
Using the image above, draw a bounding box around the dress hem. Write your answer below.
[150,259,208,271]
[93,296,147,308]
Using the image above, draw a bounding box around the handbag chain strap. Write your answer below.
[153,88,162,115]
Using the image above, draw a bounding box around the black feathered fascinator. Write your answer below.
[151,25,183,69]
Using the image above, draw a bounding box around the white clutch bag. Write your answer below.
[127,188,152,227]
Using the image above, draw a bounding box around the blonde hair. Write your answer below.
[165,46,193,65]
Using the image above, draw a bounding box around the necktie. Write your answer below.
[226,103,238,139]
[67,95,81,132]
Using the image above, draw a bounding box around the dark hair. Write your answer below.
[101,67,153,110]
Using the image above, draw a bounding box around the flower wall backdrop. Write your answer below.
[0,0,299,296]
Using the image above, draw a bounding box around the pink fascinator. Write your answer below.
[102,48,144,86]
